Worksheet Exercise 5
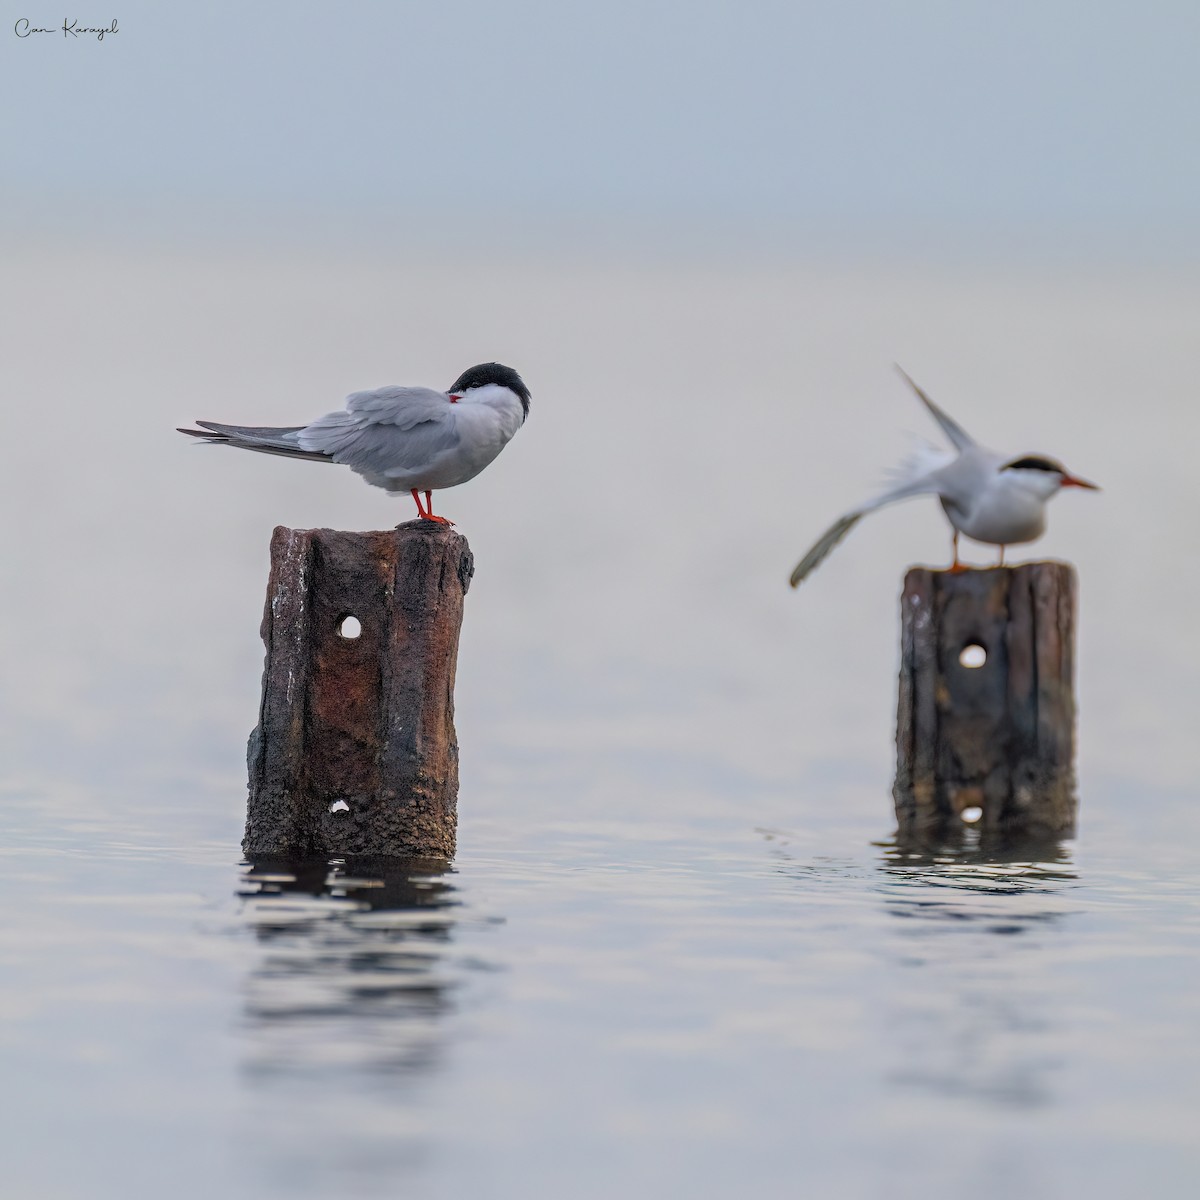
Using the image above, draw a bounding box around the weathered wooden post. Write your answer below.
[893,562,1077,837]
[243,521,473,859]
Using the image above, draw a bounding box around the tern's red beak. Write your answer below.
[1061,473,1100,490]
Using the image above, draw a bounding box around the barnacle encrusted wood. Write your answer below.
[244,521,473,857]
[893,562,1077,837]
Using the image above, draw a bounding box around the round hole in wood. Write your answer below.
[959,643,986,669]
[338,615,361,640]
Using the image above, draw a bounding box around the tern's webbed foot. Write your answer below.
[420,514,455,526]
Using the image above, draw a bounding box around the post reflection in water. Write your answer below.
[237,856,465,1077]
[875,829,1080,1111]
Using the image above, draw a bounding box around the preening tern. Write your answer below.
[178,362,531,524]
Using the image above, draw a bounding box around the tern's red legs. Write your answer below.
[423,490,454,525]
[409,488,454,525]
[948,529,968,573]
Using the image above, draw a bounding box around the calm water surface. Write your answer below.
[1,244,1198,1197]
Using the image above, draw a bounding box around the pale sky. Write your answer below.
[4,1,1200,258]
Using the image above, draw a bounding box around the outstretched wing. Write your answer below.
[894,366,976,452]
[788,473,947,589]
[297,386,461,478]
[789,512,863,587]
[790,372,972,588]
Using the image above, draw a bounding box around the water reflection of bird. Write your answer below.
[178,362,531,524]
[789,369,1098,587]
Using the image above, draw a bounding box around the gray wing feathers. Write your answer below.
[343,386,450,428]
[179,387,462,480]
[179,422,332,463]
[298,387,461,478]
[194,421,306,444]
[894,366,976,451]
[789,512,863,587]
[789,474,945,588]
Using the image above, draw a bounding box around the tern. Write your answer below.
[178,362,531,524]
[789,369,1098,587]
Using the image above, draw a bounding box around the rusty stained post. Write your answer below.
[893,562,1078,838]
[244,521,473,858]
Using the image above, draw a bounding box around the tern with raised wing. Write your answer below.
[178,362,531,523]
[789,369,1098,587]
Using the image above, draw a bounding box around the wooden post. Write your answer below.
[243,521,473,859]
[893,562,1077,838]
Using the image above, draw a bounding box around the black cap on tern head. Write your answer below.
[1002,454,1066,474]
[449,363,531,418]
[1002,453,1100,490]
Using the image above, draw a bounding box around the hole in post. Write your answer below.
[338,615,361,640]
[959,643,986,669]
[960,805,983,824]
[329,799,350,814]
